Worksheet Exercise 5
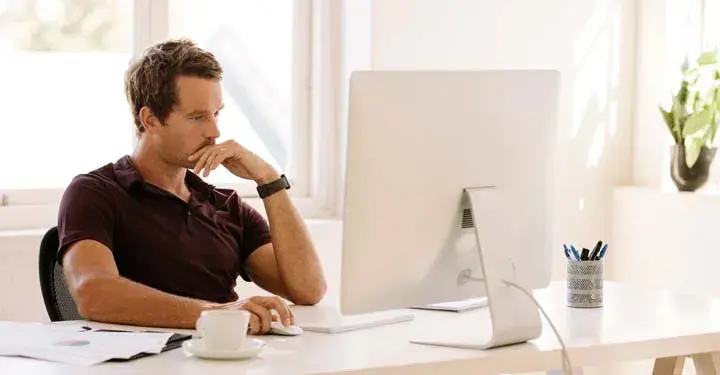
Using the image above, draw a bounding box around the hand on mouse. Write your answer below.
[206,295,295,335]
[212,295,294,335]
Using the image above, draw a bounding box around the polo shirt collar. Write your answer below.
[113,155,217,202]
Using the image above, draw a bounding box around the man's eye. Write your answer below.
[192,115,204,121]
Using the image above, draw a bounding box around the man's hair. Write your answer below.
[124,38,223,136]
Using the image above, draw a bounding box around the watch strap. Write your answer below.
[257,174,290,198]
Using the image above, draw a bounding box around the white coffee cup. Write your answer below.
[196,310,250,351]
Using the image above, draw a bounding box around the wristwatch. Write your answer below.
[257,174,291,198]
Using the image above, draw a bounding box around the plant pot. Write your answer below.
[670,144,717,192]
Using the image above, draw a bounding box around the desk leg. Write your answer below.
[691,352,720,375]
[652,356,685,375]
[545,368,583,375]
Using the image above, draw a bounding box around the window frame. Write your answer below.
[0,0,341,230]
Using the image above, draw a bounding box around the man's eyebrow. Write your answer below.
[186,104,224,116]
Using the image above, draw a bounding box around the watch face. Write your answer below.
[257,175,289,198]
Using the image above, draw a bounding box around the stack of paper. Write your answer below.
[0,322,173,366]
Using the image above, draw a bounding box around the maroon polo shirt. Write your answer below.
[56,155,272,303]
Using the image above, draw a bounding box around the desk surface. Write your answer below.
[3,281,720,375]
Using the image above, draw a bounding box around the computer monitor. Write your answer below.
[339,70,560,349]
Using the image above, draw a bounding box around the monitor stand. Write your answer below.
[410,186,542,349]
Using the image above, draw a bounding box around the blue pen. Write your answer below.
[570,245,581,261]
[598,243,609,259]
[563,244,572,260]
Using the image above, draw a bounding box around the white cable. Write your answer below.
[502,280,573,375]
[464,275,573,375]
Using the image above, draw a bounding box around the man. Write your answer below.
[57,38,326,334]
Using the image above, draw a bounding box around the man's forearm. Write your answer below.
[262,189,327,304]
[74,274,211,329]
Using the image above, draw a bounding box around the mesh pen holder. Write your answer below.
[566,260,603,308]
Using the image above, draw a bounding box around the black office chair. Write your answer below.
[38,226,82,321]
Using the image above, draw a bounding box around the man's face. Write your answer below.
[151,75,223,169]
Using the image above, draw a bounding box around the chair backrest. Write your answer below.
[38,227,82,321]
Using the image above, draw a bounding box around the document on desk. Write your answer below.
[0,322,173,366]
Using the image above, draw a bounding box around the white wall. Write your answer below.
[610,187,720,297]
[632,0,708,189]
[369,0,637,280]
[608,0,720,303]
[0,230,48,322]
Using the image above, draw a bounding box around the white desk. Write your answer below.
[2,281,720,375]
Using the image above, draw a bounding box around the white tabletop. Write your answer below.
[3,281,720,375]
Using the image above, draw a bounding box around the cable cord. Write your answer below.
[464,275,573,375]
[502,280,573,375]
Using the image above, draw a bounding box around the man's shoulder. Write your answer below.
[67,162,120,190]
[58,161,125,219]
[62,158,131,203]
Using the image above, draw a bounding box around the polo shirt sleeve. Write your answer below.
[56,175,116,265]
[238,200,273,282]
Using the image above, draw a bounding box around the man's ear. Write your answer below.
[139,106,161,133]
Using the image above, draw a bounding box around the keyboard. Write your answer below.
[296,309,415,334]
[412,297,488,313]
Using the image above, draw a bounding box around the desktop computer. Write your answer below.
[338,70,560,349]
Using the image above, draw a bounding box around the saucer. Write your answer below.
[182,338,266,360]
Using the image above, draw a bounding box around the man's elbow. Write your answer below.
[291,279,327,305]
[73,275,113,320]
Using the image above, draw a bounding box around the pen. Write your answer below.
[581,248,589,261]
[570,245,581,261]
[563,244,574,260]
[589,240,602,260]
[598,243,609,259]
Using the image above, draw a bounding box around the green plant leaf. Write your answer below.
[683,109,712,137]
[673,83,689,136]
[698,50,718,65]
[690,91,701,112]
[710,110,719,143]
[659,106,679,143]
[685,136,705,168]
[683,66,700,80]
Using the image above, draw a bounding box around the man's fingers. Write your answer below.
[203,149,222,177]
[241,301,272,334]
[248,313,261,335]
[188,149,202,161]
[193,149,212,175]
[202,150,218,177]
[189,144,213,161]
[253,296,293,327]
[208,148,229,173]
[206,147,231,175]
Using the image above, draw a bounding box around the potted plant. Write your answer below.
[659,49,720,191]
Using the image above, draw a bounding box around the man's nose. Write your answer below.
[206,118,221,139]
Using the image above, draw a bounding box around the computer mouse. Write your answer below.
[270,321,303,336]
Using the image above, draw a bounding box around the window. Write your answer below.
[167,0,310,196]
[0,0,134,191]
[0,0,337,230]
[703,0,720,50]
